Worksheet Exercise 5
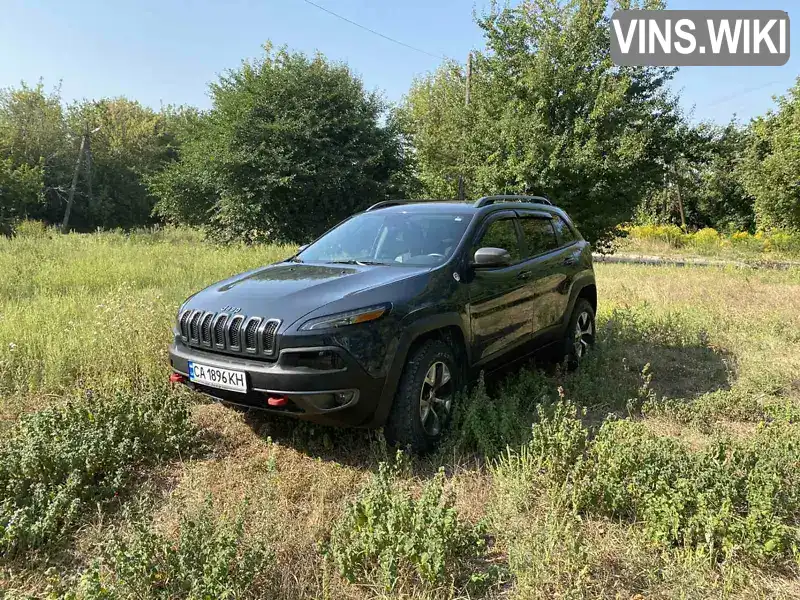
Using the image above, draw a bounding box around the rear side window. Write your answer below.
[519,217,558,258]
[474,218,521,262]
[552,216,577,245]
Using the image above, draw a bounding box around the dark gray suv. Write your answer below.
[169,195,597,452]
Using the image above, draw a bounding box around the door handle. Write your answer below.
[563,256,578,266]
[517,271,532,280]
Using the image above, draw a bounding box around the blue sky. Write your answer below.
[1,0,797,124]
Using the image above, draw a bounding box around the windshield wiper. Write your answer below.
[328,259,386,266]
[287,256,304,263]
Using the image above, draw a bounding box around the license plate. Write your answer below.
[187,361,247,393]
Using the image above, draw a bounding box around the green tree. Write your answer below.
[150,45,410,244]
[64,98,175,230]
[401,0,680,244]
[636,123,755,232]
[0,158,43,234]
[0,81,71,224]
[739,78,800,231]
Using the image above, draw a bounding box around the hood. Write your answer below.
[182,261,428,324]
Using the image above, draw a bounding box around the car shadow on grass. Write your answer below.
[233,324,735,471]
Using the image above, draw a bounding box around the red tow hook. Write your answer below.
[169,372,186,384]
[267,396,288,407]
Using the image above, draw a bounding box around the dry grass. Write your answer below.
[1,229,799,598]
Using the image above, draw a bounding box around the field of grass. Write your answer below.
[2,226,800,599]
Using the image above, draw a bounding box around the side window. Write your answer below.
[474,218,521,263]
[519,217,558,258]
[553,216,577,245]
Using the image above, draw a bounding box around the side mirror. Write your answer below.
[473,247,512,268]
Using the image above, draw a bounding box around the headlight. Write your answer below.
[299,304,391,332]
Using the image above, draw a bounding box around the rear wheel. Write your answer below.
[564,298,595,370]
[385,339,460,454]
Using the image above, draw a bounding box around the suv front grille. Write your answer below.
[178,309,280,357]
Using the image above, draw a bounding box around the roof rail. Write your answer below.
[474,194,553,208]
[365,200,408,212]
[365,199,462,212]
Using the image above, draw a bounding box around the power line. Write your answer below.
[300,0,448,61]
[705,79,786,109]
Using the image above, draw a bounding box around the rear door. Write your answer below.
[466,211,533,365]
[516,211,568,337]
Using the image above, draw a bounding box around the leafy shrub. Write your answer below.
[624,225,800,258]
[67,498,272,599]
[12,219,50,239]
[690,227,720,249]
[628,224,686,247]
[573,419,800,563]
[767,230,800,253]
[0,388,196,555]
[491,398,587,512]
[525,398,588,483]
[444,374,548,457]
[325,452,488,591]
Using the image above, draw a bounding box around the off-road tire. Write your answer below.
[563,298,596,371]
[385,339,460,454]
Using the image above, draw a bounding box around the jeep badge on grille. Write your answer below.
[220,305,242,314]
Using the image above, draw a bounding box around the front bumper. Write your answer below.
[169,341,386,426]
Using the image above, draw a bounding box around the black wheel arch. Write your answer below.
[563,276,597,330]
[368,312,469,428]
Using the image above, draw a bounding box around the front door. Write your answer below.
[466,211,534,365]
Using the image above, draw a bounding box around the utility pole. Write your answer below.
[673,165,686,231]
[458,51,472,202]
[61,125,100,233]
[62,133,87,233]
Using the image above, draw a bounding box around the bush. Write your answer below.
[628,224,686,247]
[66,498,271,600]
[444,374,548,457]
[12,219,50,239]
[573,419,800,563]
[325,452,488,591]
[0,388,197,555]
[690,227,720,249]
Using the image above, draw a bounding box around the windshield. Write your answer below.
[297,212,471,266]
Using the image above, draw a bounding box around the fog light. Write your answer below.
[334,391,355,407]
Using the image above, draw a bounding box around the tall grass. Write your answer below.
[2,226,800,599]
[0,225,294,415]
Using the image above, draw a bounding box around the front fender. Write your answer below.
[366,311,468,428]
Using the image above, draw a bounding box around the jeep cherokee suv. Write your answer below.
[169,195,597,452]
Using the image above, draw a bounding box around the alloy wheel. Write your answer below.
[419,361,453,436]
[573,310,594,359]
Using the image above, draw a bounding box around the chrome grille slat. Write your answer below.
[243,317,262,354]
[212,314,228,349]
[180,310,278,358]
[189,310,203,342]
[227,315,244,351]
[179,309,192,341]
[199,312,214,347]
[262,319,280,356]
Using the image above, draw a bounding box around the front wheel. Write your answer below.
[385,339,460,454]
[563,298,596,370]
